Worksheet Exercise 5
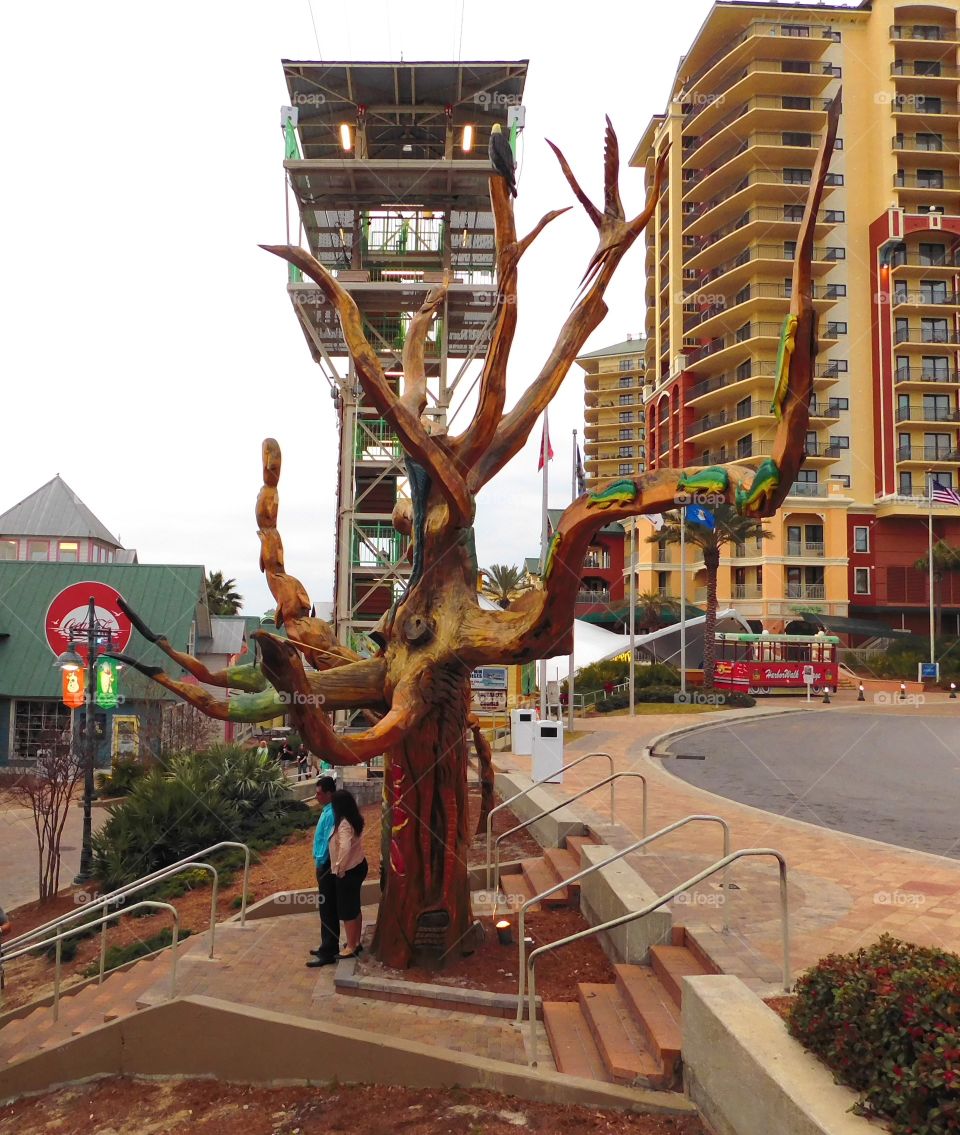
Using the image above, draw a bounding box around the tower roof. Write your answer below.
[0,475,122,546]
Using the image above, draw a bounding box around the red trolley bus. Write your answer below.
[713,632,839,694]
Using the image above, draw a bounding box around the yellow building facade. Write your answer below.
[630,0,960,633]
[577,337,649,484]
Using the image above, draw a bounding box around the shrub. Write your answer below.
[95,756,147,798]
[789,935,960,1134]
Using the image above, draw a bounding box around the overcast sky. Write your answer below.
[1,0,854,616]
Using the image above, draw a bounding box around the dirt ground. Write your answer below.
[0,787,551,1012]
[0,1077,705,1135]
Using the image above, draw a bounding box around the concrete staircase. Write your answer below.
[499,831,718,1088]
[0,944,188,1069]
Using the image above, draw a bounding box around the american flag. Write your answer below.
[931,478,960,507]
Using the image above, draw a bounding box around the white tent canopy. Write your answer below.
[544,609,753,683]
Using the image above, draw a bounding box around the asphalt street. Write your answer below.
[662,709,960,859]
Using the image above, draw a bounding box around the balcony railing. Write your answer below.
[686,360,842,403]
[689,133,823,190]
[895,366,960,383]
[786,583,826,599]
[892,62,960,79]
[895,404,960,422]
[732,542,765,558]
[893,289,960,306]
[896,445,960,462]
[685,96,835,160]
[682,283,841,333]
[893,135,960,153]
[583,555,612,569]
[894,326,960,344]
[733,584,764,600]
[788,482,829,498]
[690,400,770,436]
[684,20,839,94]
[576,589,611,605]
[890,25,959,42]
[698,244,844,287]
[894,172,960,190]
[892,98,960,116]
[891,253,960,268]
[686,206,845,257]
[786,541,825,557]
[684,169,843,228]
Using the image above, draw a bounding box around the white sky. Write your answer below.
[0,0,853,616]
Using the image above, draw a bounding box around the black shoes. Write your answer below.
[306,953,337,968]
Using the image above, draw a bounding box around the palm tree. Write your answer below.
[206,570,243,615]
[914,539,960,636]
[648,506,771,687]
[632,589,681,634]
[480,563,531,609]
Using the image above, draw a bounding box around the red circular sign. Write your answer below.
[45,582,133,662]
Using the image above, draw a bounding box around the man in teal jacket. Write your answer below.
[307,776,339,967]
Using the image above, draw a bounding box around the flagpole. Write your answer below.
[928,469,936,665]
[539,409,549,719]
[680,509,688,696]
[567,429,577,732]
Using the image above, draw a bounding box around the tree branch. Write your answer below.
[470,129,668,489]
[261,244,473,526]
[399,281,448,422]
[452,176,569,472]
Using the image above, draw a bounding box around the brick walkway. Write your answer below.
[498,694,960,991]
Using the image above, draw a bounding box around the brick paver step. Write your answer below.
[613,964,681,1078]
[577,984,667,1087]
[498,870,538,912]
[649,944,711,1007]
[564,834,600,865]
[542,1000,611,1083]
[677,926,722,976]
[520,858,571,908]
[542,848,582,896]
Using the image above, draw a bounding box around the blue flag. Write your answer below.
[686,504,715,529]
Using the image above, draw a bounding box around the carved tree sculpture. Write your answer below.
[112,100,840,969]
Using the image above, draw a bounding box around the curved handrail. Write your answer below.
[514,814,730,1019]
[2,901,179,1022]
[525,848,790,1066]
[485,752,615,889]
[492,772,648,912]
[4,840,251,953]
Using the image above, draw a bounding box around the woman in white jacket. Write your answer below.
[329,789,369,958]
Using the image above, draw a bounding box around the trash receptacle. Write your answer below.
[511,709,536,755]
[532,720,564,783]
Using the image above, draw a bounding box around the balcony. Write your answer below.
[890,25,960,44]
[684,169,842,234]
[686,360,842,405]
[892,62,960,80]
[733,584,764,600]
[683,282,841,337]
[895,403,960,423]
[894,325,960,345]
[696,243,844,290]
[687,320,839,369]
[894,172,960,193]
[732,541,765,558]
[690,399,771,438]
[685,95,834,165]
[786,541,825,557]
[786,583,826,600]
[576,589,611,606]
[892,288,960,308]
[684,133,823,205]
[893,134,960,156]
[894,366,960,385]
[896,445,960,463]
[891,252,960,271]
[684,206,842,271]
[788,482,830,498]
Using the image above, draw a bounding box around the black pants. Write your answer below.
[316,863,339,957]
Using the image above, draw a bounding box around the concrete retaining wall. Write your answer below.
[493,771,586,849]
[0,995,695,1117]
[578,844,672,964]
[682,975,875,1135]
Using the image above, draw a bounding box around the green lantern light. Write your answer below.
[95,658,119,709]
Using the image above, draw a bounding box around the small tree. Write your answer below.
[633,588,681,633]
[649,506,771,686]
[914,539,960,637]
[8,728,84,902]
[481,564,531,609]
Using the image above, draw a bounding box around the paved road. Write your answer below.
[0,801,87,911]
[662,709,960,859]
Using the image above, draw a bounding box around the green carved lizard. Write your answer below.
[770,313,798,423]
[542,530,563,580]
[735,458,781,516]
[677,467,730,496]
[587,479,638,510]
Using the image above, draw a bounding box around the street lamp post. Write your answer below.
[56,596,113,884]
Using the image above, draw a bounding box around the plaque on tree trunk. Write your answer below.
[413,908,451,968]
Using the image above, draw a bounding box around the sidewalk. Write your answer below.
[497,696,960,987]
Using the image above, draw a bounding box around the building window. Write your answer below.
[923,356,949,381]
[832,474,851,488]
[780,24,810,37]
[0,539,16,560]
[919,243,947,266]
[735,322,752,343]
[58,541,79,562]
[13,700,72,764]
[618,375,633,387]
[27,540,49,562]
[782,60,811,74]
[829,397,849,412]
[826,321,847,337]
[736,360,752,380]
[619,411,633,423]
[783,240,797,259]
[916,133,944,152]
[618,359,634,371]
[922,317,949,343]
[736,435,753,459]
[619,394,634,405]
[853,526,869,553]
[783,167,811,185]
[619,463,633,476]
[829,435,850,449]
[618,446,634,458]
[899,471,913,496]
[619,429,633,441]
[782,96,812,112]
[854,568,870,595]
[782,131,813,147]
[917,169,945,189]
[657,571,670,597]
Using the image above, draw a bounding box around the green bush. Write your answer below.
[593,686,755,712]
[634,662,680,689]
[789,935,960,1134]
[95,756,147,798]
[82,927,193,977]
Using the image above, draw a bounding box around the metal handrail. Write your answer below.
[492,773,648,909]
[1,901,179,1022]
[485,752,615,888]
[525,848,790,1066]
[515,814,730,1019]
[4,840,251,954]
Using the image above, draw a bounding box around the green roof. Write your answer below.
[576,337,646,362]
[0,562,206,698]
